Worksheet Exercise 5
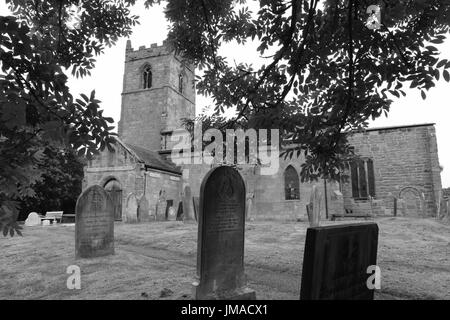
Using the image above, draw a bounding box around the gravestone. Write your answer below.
[126,193,139,223]
[246,192,254,221]
[192,197,200,222]
[176,201,184,221]
[75,185,114,258]
[156,190,166,221]
[300,223,379,300]
[138,196,150,222]
[193,166,255,300]
[166,199,175,220]
[25,212,41,226]
[308,185,322,227]
[183,185,195,221]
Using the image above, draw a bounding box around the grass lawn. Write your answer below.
[0,217,449,300]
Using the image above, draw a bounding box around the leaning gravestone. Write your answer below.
[25,212,41,226]
[192,197,200,222]
[126,193,139,223]
[183,185,195,221]
[75,185,114,258]
[166,200,175,221]
[155,190,166,221]
[308,185,322,227]
[138,196,150,222]
[300,223,379,300]
[176,201,183,221]
[193,166,255,300]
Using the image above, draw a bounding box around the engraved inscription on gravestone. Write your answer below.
[193,166,255,300]
[300,223,379,300]
[75,185,114,259]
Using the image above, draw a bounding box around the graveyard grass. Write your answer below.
[0,217,449,300]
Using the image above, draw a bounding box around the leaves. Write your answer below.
[444,70,450,82]
[0,1,135,236]
[158,0,450,182]
[421,90,427,100]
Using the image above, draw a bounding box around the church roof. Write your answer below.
[127,143,181,175]
[114,138,181,175]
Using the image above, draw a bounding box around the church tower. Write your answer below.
[118,40,195,152]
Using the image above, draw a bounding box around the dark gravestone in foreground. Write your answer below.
[300,223,379,300]
[75,185,114,259]
[193,166,255,300]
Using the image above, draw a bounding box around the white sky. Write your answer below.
[1,1,450,187]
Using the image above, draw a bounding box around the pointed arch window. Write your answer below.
[284,165,300,200]
[178,74,183,93]
[349,158,376,199]
[143,66,152,89]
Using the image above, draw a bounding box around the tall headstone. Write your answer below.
[308,185,322,227]
[138,196,150,222]
[193,166,255,300]
[166,199,175,220]
[25,212,41,226]
[126,193,139,223]
[155,190,166,221]
[176,201,184,221]
[246,192,254,221]
[75,185,114,258]
[300,223,379,300]
[183,185,195,221]
[192,197,200,222]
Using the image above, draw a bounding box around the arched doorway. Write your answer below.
[104,178,123,221]
[399,187,425,217]
[284,165,300,200]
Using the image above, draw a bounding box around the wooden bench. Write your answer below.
[61,214,75,223]
[331,213,373,221]
[45,211,64,224]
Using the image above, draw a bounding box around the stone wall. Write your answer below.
[83,141,182,222]
[343,124,442,217]
[182,153,340,221]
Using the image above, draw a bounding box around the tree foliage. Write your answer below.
[2,0,450,235]
[0,0,139,235]
[17,145,84,222]
[150,0,450,181]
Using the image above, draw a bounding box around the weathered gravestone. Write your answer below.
[165,200,176,220]
[307,185,322,227]
[126,193,139,223]
[300,223,379,300]
[176,201,183,221]
[246,192,254,221]
[193,166,255,300]
[155,190,167,221]
[138,196,150,222]
[192,197,200,222]
[182,185,195,221]
[25,212,41,226]
[75,185,114,258]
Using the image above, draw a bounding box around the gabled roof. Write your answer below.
[114,138,181,175]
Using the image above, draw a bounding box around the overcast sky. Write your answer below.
[1,1,450,187]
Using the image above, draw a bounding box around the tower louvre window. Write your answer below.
[143,66,152,89]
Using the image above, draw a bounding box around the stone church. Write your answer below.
[82,40,443,222]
